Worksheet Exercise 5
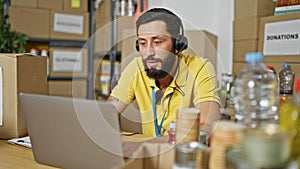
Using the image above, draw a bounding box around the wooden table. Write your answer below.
[0,140,59,169]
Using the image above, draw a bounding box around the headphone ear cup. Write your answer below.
[136,40,140,51]
[175,34,188,52]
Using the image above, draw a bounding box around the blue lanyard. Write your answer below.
[151,87,173,137]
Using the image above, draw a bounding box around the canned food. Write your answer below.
[173,142,208,169]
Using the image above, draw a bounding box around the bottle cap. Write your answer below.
[170,122,176,129]
[283,63,290,69]
[30,48,38,56]
[267,65,276,74]
[41,49,48,57]
[245,52,263,63]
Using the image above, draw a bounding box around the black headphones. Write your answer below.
[135,22,188,53]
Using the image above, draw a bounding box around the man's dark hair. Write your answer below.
[136,8,182,38]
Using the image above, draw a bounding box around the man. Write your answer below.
[109,8,220,138]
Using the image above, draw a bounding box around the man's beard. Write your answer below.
[143,52,176,79]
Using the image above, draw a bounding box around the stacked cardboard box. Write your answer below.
[48,80,87,98]
[48,47,88,98]
[9,0,91,99]
[258,12,300,78]
[234,1,300,78]
[9,0,90,40]
[233,0,275,75]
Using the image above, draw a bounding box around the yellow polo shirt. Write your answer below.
[111,53,220,137]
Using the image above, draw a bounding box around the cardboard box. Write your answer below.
[95,0,110,25]
[48,80,87,98]
[49,47,88,77]
[258,12,300,63]
[232,61,246,77]
[64,0,88,12]
[0,54,48,139]
[94,16,135,53]
[234,0,275,19]
[183,30,218,68]
[38,0,63,10]
[11,0,38,8]
[9,6,50,39]
[233,40,259,62]
[50,10,90,41]
[233,17,261,41]
[119,143,175,169]
[120,30,218,70]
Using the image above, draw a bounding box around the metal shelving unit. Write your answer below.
[5,0,96,99]
[86,0,95,99]
[109,0,117,83]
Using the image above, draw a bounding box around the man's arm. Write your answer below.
[195,101,221,136]
[107,96,128,114]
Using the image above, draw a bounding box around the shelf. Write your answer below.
[94,51,122,61]
[28,38,87,48]
[47,76,88,81]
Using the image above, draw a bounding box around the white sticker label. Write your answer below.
[263,19,300,55]
[0,67,2,126]
[53,13,84,35]
[53,50,83,72]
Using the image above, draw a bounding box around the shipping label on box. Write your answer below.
[263,19,300,55]
[258,13,300,62]
[50,47,88,77]
[54,13,84,35]
[64,0,88,12]
[50,10,89,40]
[53,50,83,72]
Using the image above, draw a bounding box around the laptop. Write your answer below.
[19,93,125,169]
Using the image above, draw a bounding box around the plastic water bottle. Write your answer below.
[168,122,176,145]
[233,52,279,128]
[278,63,295,107]
[219,73,234,109]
